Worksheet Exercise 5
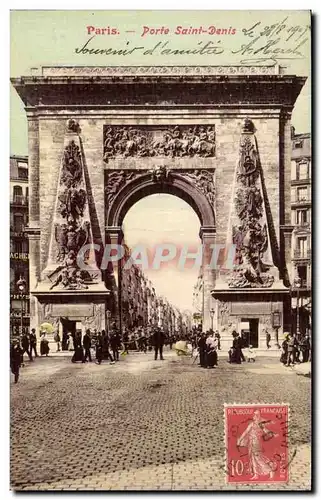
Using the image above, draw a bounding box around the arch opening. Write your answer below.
[107,173,215,229]
[106,173,216,333]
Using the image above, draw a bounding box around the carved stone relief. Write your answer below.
[84,304,105,330]
[103,125,215,160]
[105,170,142,205]
[49,139,93,290]
[105,168,215,210]
[228,119,274,289]
[182,169,215,207]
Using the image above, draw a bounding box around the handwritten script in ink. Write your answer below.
[73,16,310,66]
[232,17,310,64]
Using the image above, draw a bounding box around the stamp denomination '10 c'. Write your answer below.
[225,404,289,484]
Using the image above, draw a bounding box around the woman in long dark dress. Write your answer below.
[280,336,288,365]
[95,332,103,365]
[72,332,84,363]
[198,332,207,368]
[206,334,218,368]
[10,339,22,383]
[40,332,50,356]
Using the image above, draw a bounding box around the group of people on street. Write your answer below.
[280,332,311,366]
[10,328,50,383]
[68,325,168,363]
[11,321,311,384]
[69,328,122,365]
[196,330,220,368]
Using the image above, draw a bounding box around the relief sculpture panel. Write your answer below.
[103,125,215,160]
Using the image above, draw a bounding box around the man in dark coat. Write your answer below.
[266,330,271,349]
[300,334,311,363]
[95,331,103,365]
[230,331,242,364]
[21,330,33,362]
[29,328,38,358]
[10,339,23,383]
[82,329,92,362]
[286,332,298,366]
[152,327,165,360]
[110,328,121,361]
[102,330,115,363]
[198,332,207,368]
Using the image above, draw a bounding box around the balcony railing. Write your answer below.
[11,195,28,206]
[291,197,311,205]
[10,225,26,236]
[293,249,311,259]
[294,221,310,228]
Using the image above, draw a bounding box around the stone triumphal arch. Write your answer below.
[12,65,306,346]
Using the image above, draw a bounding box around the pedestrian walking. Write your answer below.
[95,331,103,364]
[10,339,22,383]
[198,332,207,367]
[29,328,38,358]
[206,332,218,368]
[300,334,311,363]
[265,330,271,349]
[40,332,50,356]
[286,332,297,366]
[152,327,165,360]
[71,331,84,363]
[21,330,33,362]
[214,330,221,350]
[102,330,115,363]
[110,328,121,361]
[280,335,288,365]
[229,331,242,364]
[141,329,147,353]
[54,331,61,352]
[247,345,256,362]
[82,329,92,362]
[67,332,74,351]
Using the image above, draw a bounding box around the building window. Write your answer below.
[296,209,308,225]
[297,162,309,180]
[18,167,28,180]
[13,185,23,204]
[297,187,308,201]
[293,140,303,149]
[297,237,308,257]
[297,265,307,285]
[13,214,24,233]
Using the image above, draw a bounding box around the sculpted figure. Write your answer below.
[54,223,68,262]
[61,141,82,188]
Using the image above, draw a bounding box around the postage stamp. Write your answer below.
[224,404,289,484]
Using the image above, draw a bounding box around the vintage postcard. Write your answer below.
[10,10,311,491]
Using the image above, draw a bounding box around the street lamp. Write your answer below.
[293,275,302,336]
[210,308,215,331]
[272,310,281,348]
[16,276,26,335]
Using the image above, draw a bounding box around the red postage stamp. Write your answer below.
[224,404,289,484]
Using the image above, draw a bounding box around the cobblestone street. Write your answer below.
[10,349,311,491]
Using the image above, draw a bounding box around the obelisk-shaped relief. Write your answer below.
[44,119,101,291]
[224,118,281,289]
